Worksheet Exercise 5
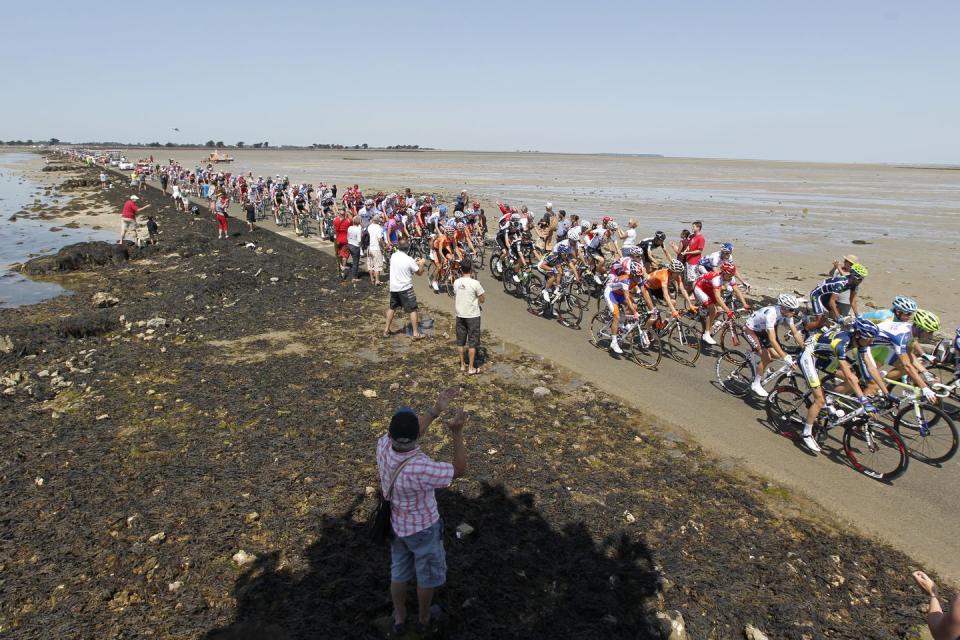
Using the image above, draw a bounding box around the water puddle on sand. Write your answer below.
[0,152,113,308]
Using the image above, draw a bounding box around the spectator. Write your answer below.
[376,387,467,635]
[367,214,386,286]
[159,172,168,193]
[453,259,485,374]
[347,215,363,281]
[138,172,147,192]
[146,216,159,244]
[681,220,704,284]
[359,199,375,229]
[830,254,858,316]
[555,209,569,243]
[384,239,426,339]
[119,195,149,245]
[912,570,960,640]
[455,190,467,213]
[333,208,352,276]
[622,219,638,251]
[244,198,256,233]
[99,171,107,189]
[214,193,229,240]
[537,203,557,250]
[671,228,691,260]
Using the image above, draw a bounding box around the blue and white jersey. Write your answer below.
[810,275,856,299]
[861,309,894,324]
[874,319,914,356]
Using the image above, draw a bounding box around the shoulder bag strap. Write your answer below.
[385,456,416,501]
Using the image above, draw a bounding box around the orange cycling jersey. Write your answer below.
[644,268,671,291]
[433,235,454,255]
[454,229,468,245]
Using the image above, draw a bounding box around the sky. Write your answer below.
[1,0,958,164]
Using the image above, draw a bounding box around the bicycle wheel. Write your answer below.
[489,254,504,280]
[717,320,747,350]
[589,312,612,348]
[502,266,520,296]
[627,327,662,370]
[666,318,702,366]
[557,294,584,328]
[715,349,754,396]
[765,385,810,438]
[893,403,958,464]
[843,420,909,481]
[526,278,545,312]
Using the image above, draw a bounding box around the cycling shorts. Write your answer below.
[605,289,625,314]
[693,286,714,306]
[798,347,827,389]
[744,328,772,352]
[809,291,832,316]
[537,262,557,277]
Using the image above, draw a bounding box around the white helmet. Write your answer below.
[567,228,581,242]
[607,221,618,230]
[778,293,801,310]
[545,202,553,210]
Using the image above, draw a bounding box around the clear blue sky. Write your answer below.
[3,0,958,163]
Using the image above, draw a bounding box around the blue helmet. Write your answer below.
[891,296,918,314]
[438,204,448,215]
[853,317,880,339]
[721,242,734,253]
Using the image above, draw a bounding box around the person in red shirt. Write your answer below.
[333,208,353,275]
[119,195,150,245]
[680,220,704,288]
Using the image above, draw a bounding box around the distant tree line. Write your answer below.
[0,138,427,150]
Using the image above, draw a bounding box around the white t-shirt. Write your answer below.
[347,224,362,247]
[622,228,637,248]
[367,223,384,253]
[389,250,420,292]
[454,277,485,318]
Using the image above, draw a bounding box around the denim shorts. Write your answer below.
[390,519,446,588]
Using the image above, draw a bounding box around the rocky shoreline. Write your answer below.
[0,162,946,639]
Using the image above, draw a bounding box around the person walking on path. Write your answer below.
[118,195,149,245]
[385,239,426,339]
[911,570,960,640]
[214,193,230,239]
[347,215,363,281]
[367,214,386,286]
[376,387,468,636]
[333,208,352,277]
[453,259,485,374]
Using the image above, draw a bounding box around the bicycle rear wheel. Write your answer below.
[627,328,662,370]
[715,349,754,396]
[489,254,504,280]
[893,403,958,464]
[843,420,909,481]
[526,278,545,312]
[665,318,702,366]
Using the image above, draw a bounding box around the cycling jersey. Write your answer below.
[746,305,794,332]
[433,235,455,256]
[799,327,875,389]
[608,256,633,276]
[693,271,722,297]
[643,268,671,292]
[809,276,857,315]
[873,319,914,357]
[603,273,632,312]
[637,237,663,263]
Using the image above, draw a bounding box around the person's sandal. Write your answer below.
[391,620,407,637]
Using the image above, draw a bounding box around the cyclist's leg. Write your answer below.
[798,347,826,437]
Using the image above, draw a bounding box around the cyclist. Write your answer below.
[744,294,805,397]
[696,243,751,311]
[864,305,941,403]
[693,262,738,346]
[537,229,581,302]
[797,318,889,453]
[643,258,695,317]
[860,295,911,325]
[605,262,644,354]
[636,231,671,271]
[584,221,619,283]
[806,263,867,331]
[431,226,460,291]
[508,229,536,271]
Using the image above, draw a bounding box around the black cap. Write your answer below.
[389,407,419,445]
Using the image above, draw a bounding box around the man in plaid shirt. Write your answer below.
[376,387,468,635]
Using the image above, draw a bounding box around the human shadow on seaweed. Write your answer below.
[205,483,663,640]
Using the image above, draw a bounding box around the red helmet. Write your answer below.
[472,200,480,209]
[719,262,736,276]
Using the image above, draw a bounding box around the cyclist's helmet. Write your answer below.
[777,293,801,310]
[510,213,521,223]
[601,216,613,227]
[455,221,465,231]
[853,317,880,339]
[848,262,868,278]
[891,295,918,314]
[472,200,481,209]
[607,221,619,230]
[454,210,464,220]
[721,242,734,253]
[628,246,644,258]
[364,198,373,206]
[394,213,403,223]
[669,259,684,273]
[439,204,448,215]
[719,262,736,276]
[654,230,666,242]
[567,228,581,243]
[444,225,455,235]
[629,262,644,278]
[913,309,941,333]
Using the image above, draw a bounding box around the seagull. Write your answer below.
[172,127,180,132]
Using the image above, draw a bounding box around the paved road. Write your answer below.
[165,186,959,583]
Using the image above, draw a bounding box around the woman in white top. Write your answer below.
[366,215,386,285]
[346,215,363,280]
[621,219,638,250]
